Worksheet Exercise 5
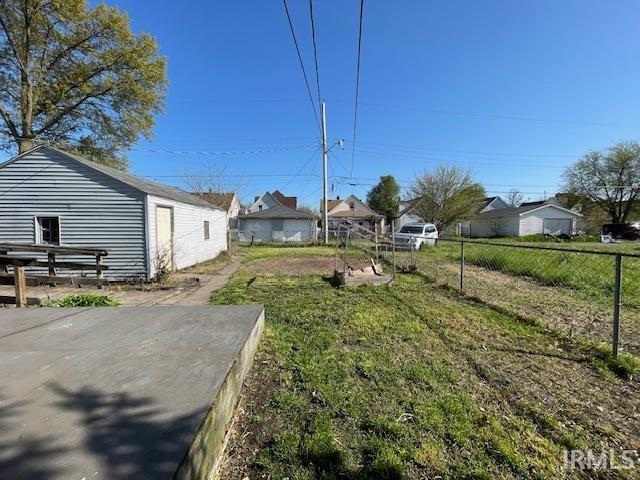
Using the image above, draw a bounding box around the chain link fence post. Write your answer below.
[612,253,622,357]
[460,240,465,293]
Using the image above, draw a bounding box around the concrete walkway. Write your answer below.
[0,256,244,307]
[147,257,243,306]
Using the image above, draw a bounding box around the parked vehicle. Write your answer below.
[602,223,640,241]
[395,223,438,249]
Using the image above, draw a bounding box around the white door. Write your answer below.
[156,206,174,270]
[543,218,572,236]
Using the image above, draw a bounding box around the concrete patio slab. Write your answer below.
[0,305,264,479]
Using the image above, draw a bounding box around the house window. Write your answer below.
[349,202,355,210]
[258,205,263,211]
[204,221,210,240]
[37,217,60,245]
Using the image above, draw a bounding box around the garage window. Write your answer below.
[37,217,60,245]
[204,221,210,240]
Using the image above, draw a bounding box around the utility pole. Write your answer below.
[322,100,329,244]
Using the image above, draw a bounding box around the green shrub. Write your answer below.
[42,293,120,307]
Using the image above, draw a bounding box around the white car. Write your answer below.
[394,223,438,250]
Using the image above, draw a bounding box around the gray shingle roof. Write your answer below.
[35,146,223,210]
[239,205,316,219]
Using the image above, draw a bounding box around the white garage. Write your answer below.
[469,200,581,237]
[0,145,228,281]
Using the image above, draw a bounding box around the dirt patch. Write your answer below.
[241,255,376,276]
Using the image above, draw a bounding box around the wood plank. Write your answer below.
[33,260,109,270]
[0,243,108,256]
[0,255,39,267]
[0,274,108,287]
[0,295,40,306]
[48,252,56,276]
[14,267,27,307]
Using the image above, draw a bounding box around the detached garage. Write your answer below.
[238,205,317,243]
[0,145,227,281]
[469,200,581,237]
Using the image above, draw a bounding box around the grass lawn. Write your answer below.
[416,241,640,306]
[214,248,640,479]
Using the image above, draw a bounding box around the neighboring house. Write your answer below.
[465,198,582,237]
[457,196,509,236]
[246,191,283,213]
[196,191,241,229]
[321,194,385,233]
[396,200,423,228]
[271,190,297,209]
[0,145,227,281]
[238,205,316,243]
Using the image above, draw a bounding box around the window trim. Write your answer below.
[35,215,62,245]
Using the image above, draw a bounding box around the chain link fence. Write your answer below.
[385,239,640,357]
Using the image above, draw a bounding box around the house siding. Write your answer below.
[247,192,280,213]
[519,207,577,236]
[0,148,147,280]
[238,218,314,242]
[470,216,519,237]
[146,195,227,277]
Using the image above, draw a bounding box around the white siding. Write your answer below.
[247,192,280,213]
[146,195,227,278]
[0,148,147,280]
[519,207,578,236]
[470,216,519,237]
[239,218,314,242]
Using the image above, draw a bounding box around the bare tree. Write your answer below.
[506,189,524,207]
[409,166,486,232]
[181,160,246,197]
[563,142,640,224]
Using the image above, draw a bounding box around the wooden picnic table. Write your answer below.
[0,255,38,307]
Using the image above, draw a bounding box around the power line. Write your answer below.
[279,147,321,191]
[341,100,640,130]
[282,0,322,135]
[355,149,567,169]
[309,0,322,111]
[350,0,365,177]
[357,141,576,159]
[131,144,318,156]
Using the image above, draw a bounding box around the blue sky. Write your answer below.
[105,0,640,207]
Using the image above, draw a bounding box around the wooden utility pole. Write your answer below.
[321,100,329,244]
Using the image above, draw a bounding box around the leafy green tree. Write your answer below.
[366,175,400,223]
[0,0,167,168]
[563,142,640,224]
[409,166,485,232]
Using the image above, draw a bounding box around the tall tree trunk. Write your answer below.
[18,138,33,153]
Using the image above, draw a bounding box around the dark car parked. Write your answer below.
[602,223,640,240]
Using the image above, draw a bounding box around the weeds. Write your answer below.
[42,293,120,307]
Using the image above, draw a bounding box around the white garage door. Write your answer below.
[543,218,572,236]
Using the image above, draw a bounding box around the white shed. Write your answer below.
[0,145,228,281]
[469,201,581,237]
[238,205,316,243]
